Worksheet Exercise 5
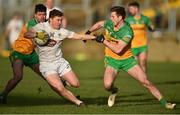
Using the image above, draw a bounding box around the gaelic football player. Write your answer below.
[87,6,176,109]
[125,1,155,73]
[0,4,47,104]
[24,9,95,106]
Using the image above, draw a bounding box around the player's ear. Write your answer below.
[118,15,122,21]
[49,18,53,23]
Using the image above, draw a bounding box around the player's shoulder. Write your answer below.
[120,22,133,37]
[125,15,134,24]
[59,28,73,34]
[123,22,132,30]
[104,19,113,28]
[28,18,37,25]
[105,19,113,24]
[141,14,150,20]
[27,18,38,30]
[125,15,134,20]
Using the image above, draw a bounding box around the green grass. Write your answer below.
[0,57,180,114]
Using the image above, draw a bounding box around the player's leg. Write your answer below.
[45,74,84,106]
[104,66,118,107]
[138,51,147,73]
[62,70,80,88]
[0,59,24,103]
[30,63,45,79]
[58,58,80,87]
[127,64,176,109]
[104,66,118,92]
[30,63,69,87]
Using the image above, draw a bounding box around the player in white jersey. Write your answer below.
[24,9,96,106]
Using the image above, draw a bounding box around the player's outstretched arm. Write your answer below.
[71,33,96,40]
[88,20,105,33]
[82,21,105,43]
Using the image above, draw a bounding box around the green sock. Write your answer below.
[160,98,168,106]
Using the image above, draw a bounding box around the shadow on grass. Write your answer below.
[155,80,180,85]
[81,93,155,106]
[1,93,174,108]
[0,95,71,107]
[0,93,147,106]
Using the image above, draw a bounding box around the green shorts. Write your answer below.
[131,45,147,56]
[10,50,39,66]
[105,56,137,72]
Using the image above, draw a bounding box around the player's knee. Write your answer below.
[142,79,151,87]
[104,82,112,90]
[13,74,23,82]
[70,82,80,88]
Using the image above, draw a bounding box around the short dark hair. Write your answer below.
[35,4,46,14]
[49,9,64,18]
[128,1,140,9]
[110,6,126,19]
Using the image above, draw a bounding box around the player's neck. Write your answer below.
[114,20,124,31]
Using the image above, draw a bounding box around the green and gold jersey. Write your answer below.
[103,19,134,60]
[12,18,38,54]
[125,14,151,48]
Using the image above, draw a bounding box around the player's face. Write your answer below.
[50,16,63,29]
[110,12,122,26]
[128,6,138,16]
[35,12,46,23]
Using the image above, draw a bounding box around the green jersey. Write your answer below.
[103,19,134,60]
[125,14,151,48]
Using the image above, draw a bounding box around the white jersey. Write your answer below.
[33,22,74,63]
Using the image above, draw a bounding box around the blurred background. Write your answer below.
[0,0,180,62]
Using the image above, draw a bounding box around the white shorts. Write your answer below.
[40,58,72,77]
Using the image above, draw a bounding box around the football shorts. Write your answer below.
[105,56,137,72]
[40,58,72,77]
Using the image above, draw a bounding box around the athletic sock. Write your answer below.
[159,97,168,106]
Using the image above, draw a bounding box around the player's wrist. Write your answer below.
[85,30,91,35]
[96,34,105,43]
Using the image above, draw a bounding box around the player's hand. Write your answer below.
[96,34,105,43]
[36,31,49,40]
[83,30,91,43]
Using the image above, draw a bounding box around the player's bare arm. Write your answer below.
[95,34,129,54]
[24,29,36,38]
[88,21,105,32]
[103,39,128,54]
[71,33,96,40]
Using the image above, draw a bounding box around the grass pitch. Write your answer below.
[0,57,180,114]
